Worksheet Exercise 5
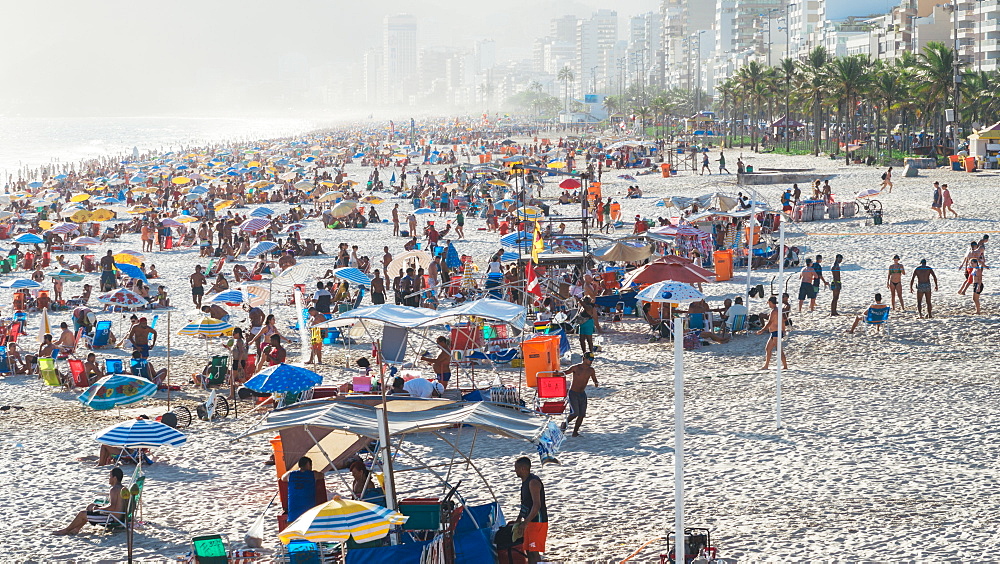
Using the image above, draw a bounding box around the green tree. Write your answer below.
[557,66,575,112]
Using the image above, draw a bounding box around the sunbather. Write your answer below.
[53,467,125,535]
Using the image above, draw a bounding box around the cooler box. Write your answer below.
[713,250,733,281]
[522,335,560,387]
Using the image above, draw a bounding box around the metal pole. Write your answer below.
[745,199,757,309]
[953,0,961,153]
[166,311,171,410]
[673,310,685,564]
[776,219,784,429]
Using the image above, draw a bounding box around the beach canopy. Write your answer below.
[278,496,407,545]
[245,363,323,394]
[635,281,705,304]
[313,298,526,330]
[93,418,186,448]
[79,375,157,410]
[326,267,371,287]
[593,241,653,263]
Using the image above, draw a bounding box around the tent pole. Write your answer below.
[673,311,685,564]
[166,311,171,411]
[776,219,784,429]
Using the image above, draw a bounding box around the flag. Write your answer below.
[531,220,544,264]
[525,261,543,300]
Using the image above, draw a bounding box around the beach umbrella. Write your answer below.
[245,363,322,394]
[330,201,357,218]
[856,187,882,199]
[71,236,101,246]
[0,211,14,222]
[327,267,371,287]
[172,176,191,185]
[214,200,235,212]
[237,284,270,308]
[127,206,152,214]
[559,178,581,189]
[47,222,79,235]
[282,223,305,234]
[499,251,521,262]
[90,209,115,222]
[623,259,715,287]
[487,179,509,187]
[247,241,278,259]
[36,308,52,344]
[207,289,258,306]
[413,208,436,215]
[361,195,384,204]
[500,231,533,249]
[48,269,85,282]
[27,181,43,188]
[635,281,706,304]
[0,279,41,289]
[79,375,157,410]
[548,161,566,169]
[177,317,234,338]
[278,496,407,545]
[93,418,186,448]
[160,217,184,228]
[294,181,314,191]
[272,264,312,288]
[115,263,148,284]
[387,250,432,275]
[240,217,271,233]
[175,215,198,224]
[250,207,274,217]
[12,233,43,245]
[114,251,144,266]
[70,193,91,203]
[516,207,544,221]
[317,191,342,203]
[97,288,147,309]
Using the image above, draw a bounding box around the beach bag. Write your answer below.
[244,493,276,548]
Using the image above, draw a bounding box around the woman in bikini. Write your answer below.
[830,254,844,316]
[887,255,905,311]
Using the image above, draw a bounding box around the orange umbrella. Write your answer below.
[622,257,716,287]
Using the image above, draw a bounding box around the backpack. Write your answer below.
[881,172,887,180]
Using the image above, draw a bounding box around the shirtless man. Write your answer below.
[189,265,206,308]
[123,317,157,359]
[797,258,818,312]
[968,258,984,314]
[83,352,105,385]
[554,352,599,437]
[756,296,788,370]
[910,259,939,318]
[56,322,76,351]
[848,293,891,334]
[99,250,116,292]
[201,304,230,321]
[958,241,984,295]
[391,204,400,237]
[886,255,906,311]
[54,467,125,535]
[419,336,453,389]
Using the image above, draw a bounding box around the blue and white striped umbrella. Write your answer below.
[93,418,186,448]
[413,208,437,215]
[207,289,258,305]
[245,363,322,394]
[499,251,521,263]
[327,267,371,287]
[12,233,44,245]
[250,206,275,217]
[247,240,278,259]
[79,375,157,410]
[0,278,41,289]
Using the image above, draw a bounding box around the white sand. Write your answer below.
[2,142,999,562]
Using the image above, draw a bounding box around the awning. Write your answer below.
[312,298,526,330]
[593,241,653,263]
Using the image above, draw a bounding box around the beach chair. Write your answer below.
[91,320,113,349]
[98,474,144,532]
[284,540,322,564]
[130,358,152,381]
[0,321,21,346]
[192,533,230,564]
[68,359,89,388]
[864,306,891,336]
[535,374,568,417]
[352,376,372,393]
[39,357,61,387]
[106,358,125,374]
[205,355,228,388]
[727,314,748,336]
[0,345,10,375]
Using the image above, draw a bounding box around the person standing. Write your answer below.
[958,241,984,295]
[189,265,206,308]
[455,209,465,239]
[931,182,943,218]
[910,259,939,318]
[513,457,548,564]
[555,352,598,437]
[370,270,386,305]
[718,152,730,174]
[757,296,788,370]
[99,250,116,292]
[419,335,452,388]
[886,255,905,311]
[968,258,984,314]
[391,203,400,236]
[941,184,958,218]
[797,258,817,312]
[830,254,844,316]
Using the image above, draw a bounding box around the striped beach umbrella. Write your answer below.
[47,222,79,235]
[207,289,257,305]
[12,233,43,245]
[515,206,544,221]
[0,278,41,289]
[160,217,184,228]
[97,288,147,309]
[93,418,186,448]
[247,240,278,259]
[177,317,234,338]
[272,264,312,288]
[245,363,322,394]
[250,206,274,217]
[240,217,270,233]
[71,236,101,246]
[79,375,157,410]
[282,223,305,233]
[326,267,371,287]
[278,496,408,545]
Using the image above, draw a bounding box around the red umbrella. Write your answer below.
[622,257,716,287]
[559,178,581,189]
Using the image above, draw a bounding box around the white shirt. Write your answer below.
[487,261,502,275]
[724,304,748,329]
[403,378,443,398]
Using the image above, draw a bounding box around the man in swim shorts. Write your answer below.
[756,296,787,370]
[555,352,599,437]
[910,259,939,318]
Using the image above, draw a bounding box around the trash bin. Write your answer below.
[713,250,733,281]
[745,165,754,173]
[965,156,977,172]
[873,210,883,225]
[660,163,671,178]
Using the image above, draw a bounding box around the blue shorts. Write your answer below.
[136,344,150,359]
[437,372,451,383]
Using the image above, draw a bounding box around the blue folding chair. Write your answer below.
[105,358,124,374]
[0,345,10,374]
[91,320,113,348]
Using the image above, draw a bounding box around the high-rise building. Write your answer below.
[381,14,418,105]
[787,0,822,59]
[577,9,618,95]
[362,49,380,105]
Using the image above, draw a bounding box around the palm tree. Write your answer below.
[829,55,872,164]
[736,61,767,151]
[870,63,906,157]
[651,95,672,139]
[801,46,831,155]
[916,42,957,149]
[779,58,798,152]
[557,66,575,112]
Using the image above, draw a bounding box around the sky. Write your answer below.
[1,0,656,116]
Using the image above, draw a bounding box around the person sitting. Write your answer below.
[56,322,76,351]
[349,459,382,502]
[131,349,166,385]
[54,467,125,535]
[723,296,749,332]
[280,456,326,522]
[146,264,159,279]
[848,293,890,334]
[208,273,229,294]
[83,352,104,385]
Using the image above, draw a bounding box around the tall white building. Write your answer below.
[576,9,618,95]
[381,14,418,106]
[787,0,822,59]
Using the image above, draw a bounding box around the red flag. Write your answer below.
[525,261,543,300]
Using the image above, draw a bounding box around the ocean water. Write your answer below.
[0,116,327,180]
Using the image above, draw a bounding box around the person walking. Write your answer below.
[718,152,730,174]
[513,457,548,564]
[555,352,599,437]
[941,184,958,218]
[830,254,844,316]
[880,166,894,193]
[757,296,788,370]
[910,259,939,318]
[931,182,944,218]
[700,152,712,175]
[887,255,906,311]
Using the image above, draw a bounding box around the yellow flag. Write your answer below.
[531,220,543,264]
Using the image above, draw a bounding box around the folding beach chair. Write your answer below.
[727,314,748,336]
[205,355,228,388]
[130,358,155,385]
[0,345,11,375]
[284,540,322,564]
[39,357,62,387]
[105,358,124,374]
[104,475,145,531]
[535,374,568,416]
[0,321,22,346]
[192,533,230,564]
[864,305,891,336]
[68,359,89,388]
[91,320,113,348]
[59,329,84,359]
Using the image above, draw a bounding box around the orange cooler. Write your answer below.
[522,335,560,387]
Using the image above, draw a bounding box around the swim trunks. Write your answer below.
[578,318,595,336]
[973,283,984,295]
[916,282,932,292]
[568,389,587,418]
[797,282,816,301]
[436,372,452,383]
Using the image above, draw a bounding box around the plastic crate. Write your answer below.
[398,498,441,530]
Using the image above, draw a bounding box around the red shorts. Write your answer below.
[523,522,548,553]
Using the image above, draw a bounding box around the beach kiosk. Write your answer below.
[967,121,1000,169]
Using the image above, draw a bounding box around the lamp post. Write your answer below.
[952,0,962,153]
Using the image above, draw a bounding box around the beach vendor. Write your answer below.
[99,250,116,291]
[554,352,599,437]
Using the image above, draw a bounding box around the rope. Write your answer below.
[619,536,663,563]
[803,230,1000,237]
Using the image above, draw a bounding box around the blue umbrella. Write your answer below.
[251,207,274,217]
[115,262,148,284]
[413,208,437,215]
[13,233,44,245]
[207,289,258,305]
[445,242,462,269]
[247,240,278,259]
[0,278,41,289]
[93,418,186,448]
[79,374,157,410]
[499,251,521,263]
[500,231,533,248]
[54,174,68,180]
[328,267,371,287]
[245,363,322,394]
[28,181,43,188]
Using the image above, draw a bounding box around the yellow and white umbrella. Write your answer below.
[114,250,144,266]
[69,209,93,223]
[177,318,234,338]
[278,496,407,545]
[70,193,91,203]
[90,209,115,222]
[172,176,192,185]
[214,200,235,212]
[361,195,385,204]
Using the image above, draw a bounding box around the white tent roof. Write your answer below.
[312,298,526,329]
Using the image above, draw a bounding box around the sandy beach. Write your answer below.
[2,137,1000,563]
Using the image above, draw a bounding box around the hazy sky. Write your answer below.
[1,0,656,116]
